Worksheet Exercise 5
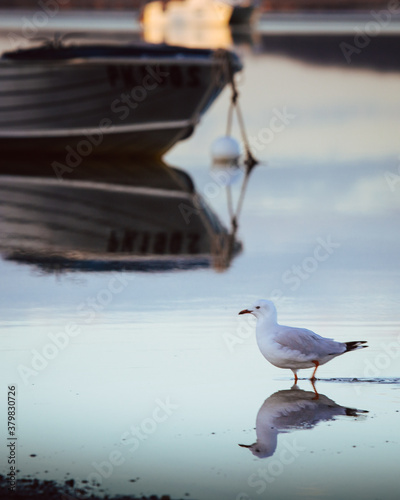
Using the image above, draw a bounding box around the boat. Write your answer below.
[141,0,258,47]
[141,0,258,29]
[0,41,242,157]
[228,1,258,26]
[0,156,242,272]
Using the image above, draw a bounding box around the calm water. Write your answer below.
[1,15,400,500]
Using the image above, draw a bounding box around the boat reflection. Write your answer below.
[0,156,242,273]
[239,386,368,459]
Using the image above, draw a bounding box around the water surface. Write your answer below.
[1,17,400,500]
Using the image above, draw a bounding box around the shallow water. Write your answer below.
[1,15,400,500]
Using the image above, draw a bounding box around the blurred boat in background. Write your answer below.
[141,0,258,47]
[142,0,258,28]
[0,40,241,157]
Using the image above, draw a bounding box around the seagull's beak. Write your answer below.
[238,443,252,448]
[238,309,252,315]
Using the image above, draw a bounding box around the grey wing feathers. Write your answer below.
[275,327,345,358]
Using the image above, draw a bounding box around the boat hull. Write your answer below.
[0,123,194,158]
[0,44,241,156]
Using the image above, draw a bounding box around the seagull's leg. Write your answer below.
[292,369,298,384]
[310,360,319,381]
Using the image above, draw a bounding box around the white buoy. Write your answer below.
[211,136,241,167]
[210,136,243,186]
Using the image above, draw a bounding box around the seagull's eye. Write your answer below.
[256,306,260,309]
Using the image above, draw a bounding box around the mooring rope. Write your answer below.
[223,50,259,233]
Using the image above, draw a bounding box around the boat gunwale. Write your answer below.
[0,56,232,68]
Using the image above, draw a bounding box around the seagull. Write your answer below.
[238,299,367,382]
[238,386,368,458]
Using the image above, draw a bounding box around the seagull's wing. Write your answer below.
[275,326,345,360]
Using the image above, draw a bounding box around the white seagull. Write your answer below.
[239,299,367,382]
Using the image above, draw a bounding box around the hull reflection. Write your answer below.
[0,157,241,272]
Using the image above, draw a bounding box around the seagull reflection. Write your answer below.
[239,386,368,459]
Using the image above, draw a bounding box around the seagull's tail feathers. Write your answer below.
[345,407,369,417]
[344,340,368,352]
